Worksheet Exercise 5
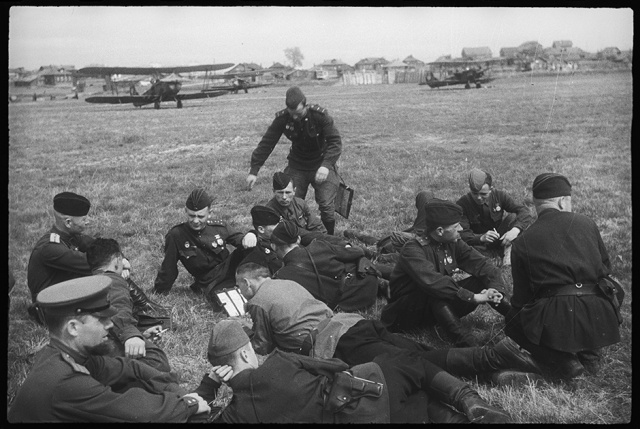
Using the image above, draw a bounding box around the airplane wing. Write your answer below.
[77,63,235,77]
[176,90,228,100]
[85,95,149,104]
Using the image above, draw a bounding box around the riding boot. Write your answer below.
[432,303,480,347]
[127,278,155,311]
[323,220,335,235]
[429,371,512,423]
[343,229,379,246]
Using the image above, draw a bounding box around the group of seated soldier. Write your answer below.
[9,170,623,423]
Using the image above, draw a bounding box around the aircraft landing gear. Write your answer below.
[154,101,161,109]
[465,82,471,89]
[476,83,482,88]
[177,100,183,108]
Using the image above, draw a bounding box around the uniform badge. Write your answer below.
[264,248,271,254]
[446,255,453,264]
[212,241,217,248]
[215,234,224,246]
[185,242,190,248]
[49,233,61,244]
[494,205,501,212]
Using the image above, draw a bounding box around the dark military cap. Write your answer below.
[468,168,492,192]
[36,275,117,320]
[532,173,572,199]
[424,199,463,228]
[285,86,306,109]
[272,171,292,191]
[53,192,91,216]
[250,205,281,227]
[186,188,213,211]
[270,220,299,245]
[207,320,250,362]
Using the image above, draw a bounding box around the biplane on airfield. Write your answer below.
[200,69,273,94]
[78,63,234,109]
[422,58,502,89]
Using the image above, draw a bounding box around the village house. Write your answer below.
[354,57,389,71]
[402,55,424,71]
[461,47,492,60]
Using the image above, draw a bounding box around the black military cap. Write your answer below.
[250,205,281,227]
[272,171,292,191]
[207,320,250,362]
[285,86,306,109]
[53,192,91,216]
[186,188,213,211]
[270,220,299,245]
[36,275,117,320]
[424,199,463,228]
[532,173,572,199]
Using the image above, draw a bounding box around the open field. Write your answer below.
[7,71,632,423]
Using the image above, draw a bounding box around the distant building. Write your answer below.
[552,40,573,50]
[314,59,352,77]
[499,47,519,59]
[354,57,389,71]
[37,65,76,85]
[461,47,492,60]
[402,55,424,70]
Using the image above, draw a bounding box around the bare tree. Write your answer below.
[284,47,304,69]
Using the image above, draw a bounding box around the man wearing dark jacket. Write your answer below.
[246,86,342,234]
[506,173,622,379]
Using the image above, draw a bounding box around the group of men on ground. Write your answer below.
[10,86,624,422]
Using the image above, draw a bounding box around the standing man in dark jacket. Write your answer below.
[246,86,342,235]
[270,220,381,311]
[381,199,511,347]
[153,188,251,295]
[456,168,533,266]
[8,276,209,422]
[506,173,622,379]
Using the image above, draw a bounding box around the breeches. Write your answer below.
[284,165,339,223]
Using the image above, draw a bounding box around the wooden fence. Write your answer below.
[342,69,429,85]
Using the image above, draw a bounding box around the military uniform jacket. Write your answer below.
[275,242,377,311]
[7,338,197,423]
[511,208,620,352]
[195,350,389,423]
[249,104,342,174]
[388,236,507,305]
[457,189,533,246]
[27,226,94,301]
[97,271,144,345]
[154,220,244,293]
[266,195,327,233]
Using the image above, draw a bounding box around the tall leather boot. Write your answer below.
[429,371,512,423]
[432,303,480,347]
[127,278,155,311]
[323,220,335,235]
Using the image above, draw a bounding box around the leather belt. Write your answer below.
[537,283,599,299]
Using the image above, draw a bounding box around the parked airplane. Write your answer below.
[422,58,501,89]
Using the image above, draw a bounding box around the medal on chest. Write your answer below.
[184,241,190,249]
[212,234,224,248]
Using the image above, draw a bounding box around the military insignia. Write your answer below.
[214,234,224,247]
[264,248,271,254]
[49,233,61,243]
[446,255,453,264]
[185,242,190,248]
[494,205,501,212]
[212,241,218,248]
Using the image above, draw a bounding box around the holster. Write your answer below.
[598,276,625,324]
[356,257,380,279]
[324,371,383,413]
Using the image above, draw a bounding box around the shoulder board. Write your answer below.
[415,236,430,247]
[61,353,90,375]
[308,104,327,114]
[275,109,288,118]
[207,219,226,227]
[49,233,61,244]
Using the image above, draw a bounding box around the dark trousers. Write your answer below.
[284,164,339,225]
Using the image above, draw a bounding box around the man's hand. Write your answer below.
[246,174,258,190]
[473,288,504,304]
[142,325,164,340]
[209,365,234,384]
[480,229,500,243]
[500,227,521,246]
[315,166,329,183]
[242,232,257,248]
[183,393,211,414]
[124,336,146,359]
[121,258,132,279]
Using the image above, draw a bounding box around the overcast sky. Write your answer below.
[8,6,634,70]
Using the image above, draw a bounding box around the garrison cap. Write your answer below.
[186,188,213,211]
[424,199,463,228]
[36,275,117,321]
[285,86,306,109]
[270,220,299,245]
[53,192,91,216]
[532,173,572,199]
[250,205,281,227]
[468,168,493,192]
[207,320,250,362]
[272,171,292,191]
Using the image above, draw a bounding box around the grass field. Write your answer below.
[7,71,632,423]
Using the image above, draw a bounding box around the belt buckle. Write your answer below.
[575,283,583,288]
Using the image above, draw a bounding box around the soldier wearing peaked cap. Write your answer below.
[27,192,96,322]
[505,173,622,379]
[8,276,210,423]
[456,168,534,266]
[245,86,343,235]
[153,188,254,295]
[381,199,512,348]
